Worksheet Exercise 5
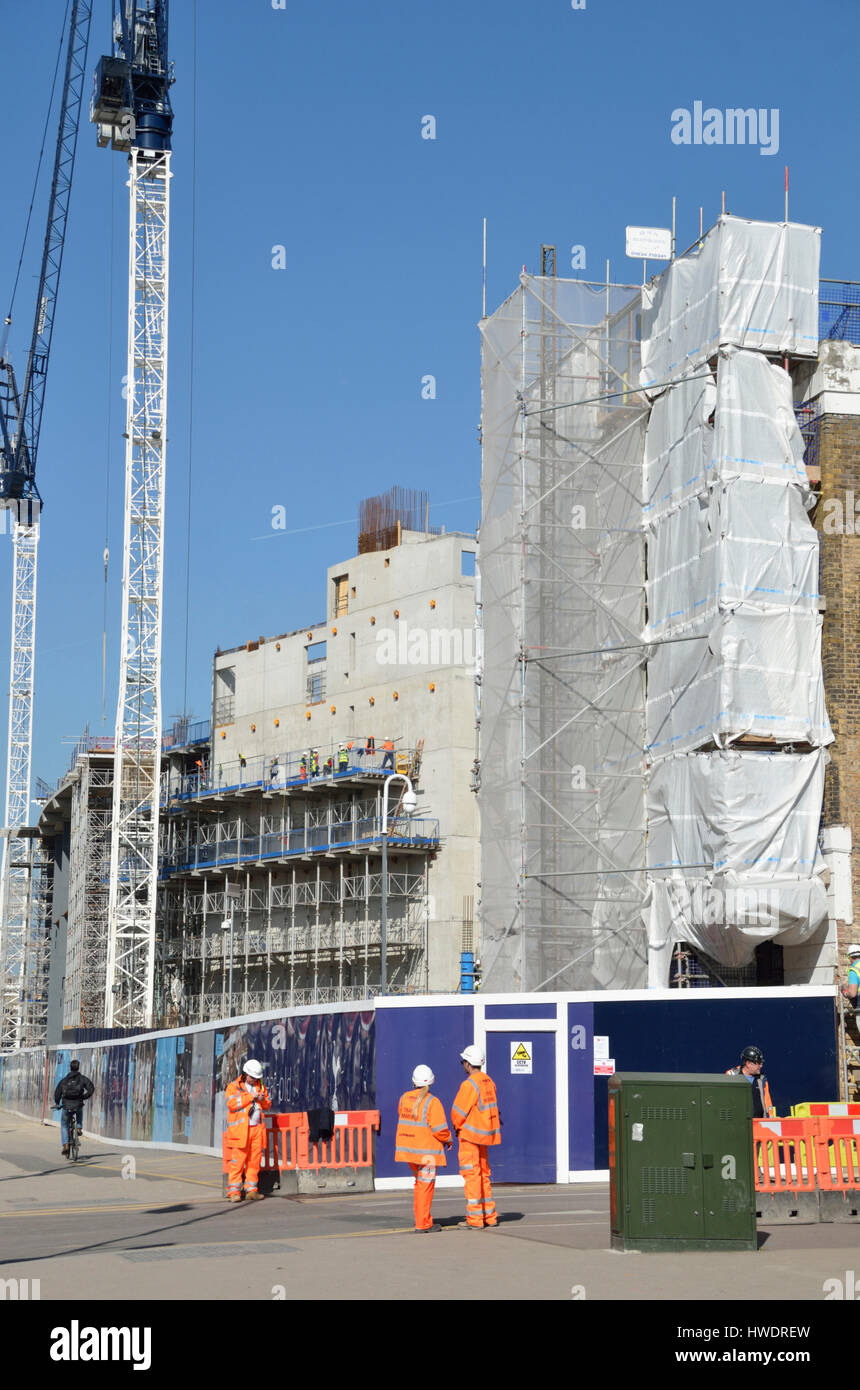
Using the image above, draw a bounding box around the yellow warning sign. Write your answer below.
[512,1044,530,1061]
[510,1040,533,1074]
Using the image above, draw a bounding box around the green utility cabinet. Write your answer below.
[609,1073,756,1252]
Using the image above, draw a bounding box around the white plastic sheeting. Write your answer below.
[644,347,831,754]
[640,216,820,392]
[643,225,829,983]
[645,749,828,973]
[646,608,831,754]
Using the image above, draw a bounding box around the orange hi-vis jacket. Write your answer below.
[725,1067,775,1118]
[225,1078,272,1147]
[452,1071,501,1146]
[394,1089,451,1166]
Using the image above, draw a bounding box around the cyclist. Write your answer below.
[54,1059,94,1157]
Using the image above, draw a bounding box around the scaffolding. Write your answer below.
[479,272,648,992]
[158,860,429,1024]
[479,218,828,994]
[64,750,113,1027]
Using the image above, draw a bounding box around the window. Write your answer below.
[306,670,326,704]
[461,550,477,577]
[306,641,327,663]
[213,666,235,725]
[333,575,349,617]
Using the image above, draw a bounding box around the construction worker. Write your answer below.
[311,748,320,777]
[451,1044,501,1228]
[338,743,349,773]
[725,1045,775,1118]
[841,945,860,1006]
[382,737,395,770]
[299,752,308,782]
[394,1064,452,1233]
[238,751,247,785]
[224,1059,271,1202]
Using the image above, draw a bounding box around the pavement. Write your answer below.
[1,1111,857,1301]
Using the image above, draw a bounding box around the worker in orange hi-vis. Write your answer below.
[224,1059,272,1202]
[395,1065,452,1233]
[451,1045,501,1229]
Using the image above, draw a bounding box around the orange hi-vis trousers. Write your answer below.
[458,1139,498,1227]
[409,1160,437,1230]
[227,1125,267,1196]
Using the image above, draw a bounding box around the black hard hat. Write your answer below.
[741,1045,763,1064]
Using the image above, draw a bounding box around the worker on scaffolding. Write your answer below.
[725,1045,775,1118]
[311,748,320,778]
[382,737,395,771]
[224,1059,271,1202]
[337,743,349,774]
[841,945,860,1007]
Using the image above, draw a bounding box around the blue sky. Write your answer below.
[0,0,858,795]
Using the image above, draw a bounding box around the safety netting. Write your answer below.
[478,275,648,992]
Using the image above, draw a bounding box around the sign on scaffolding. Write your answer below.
[625,226,672,260]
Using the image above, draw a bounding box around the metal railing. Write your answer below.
[161,743,418,804]
[162,814,440,875]
[162,717,210,750]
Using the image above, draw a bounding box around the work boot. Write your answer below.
[245,1191,264,1201]
[227,1192,243,1203]
[414,1224,442,1234]
[457,1220,484,1230]
[62,1145,69,1156]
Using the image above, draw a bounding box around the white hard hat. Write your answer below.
[243,1059,263,1079]
[849,944,860,958]
[460,1045,484,1067]
[412,1064,434,1087]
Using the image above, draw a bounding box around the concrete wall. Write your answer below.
[212,530,480,990]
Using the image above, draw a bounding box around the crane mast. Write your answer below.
[0,3,92,1051]
[93,1,173,1028]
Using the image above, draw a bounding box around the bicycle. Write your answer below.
[67,1109,81,1163]
[56,1105,83,1162]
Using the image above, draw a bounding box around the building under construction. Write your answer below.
[38,494,480,1033]
[477,215,860,1096]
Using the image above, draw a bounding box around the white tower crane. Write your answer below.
[92,1,173,1028]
